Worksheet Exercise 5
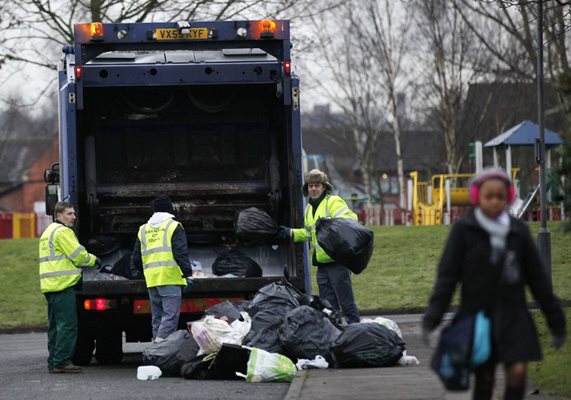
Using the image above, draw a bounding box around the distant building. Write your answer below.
[0,134,58,212]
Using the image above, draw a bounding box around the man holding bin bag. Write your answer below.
[277,169,361,324]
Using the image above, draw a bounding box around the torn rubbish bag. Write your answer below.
[331,323,405,368]
[235,207,278,246]
[212,250,262,278]
[278,306,341,364]
[190,312,251,355]
[316,218,374,274]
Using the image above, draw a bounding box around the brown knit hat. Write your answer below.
[302,169,334,196]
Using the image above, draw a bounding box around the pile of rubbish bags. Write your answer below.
[141,280,418,382]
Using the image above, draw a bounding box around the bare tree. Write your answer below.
[452,0,571,80]
[355,0,410,211]
[412,0,481,174]
[307,2,386,203]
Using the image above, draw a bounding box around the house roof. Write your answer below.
[484,120,564,147]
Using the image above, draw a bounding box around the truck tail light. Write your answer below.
[84,298,117,311]
[283,60,291,75]
[74,65,83,80]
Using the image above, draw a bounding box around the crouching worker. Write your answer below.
[131,195,193,342]
[278,169,361,324]
[39,201,100,374]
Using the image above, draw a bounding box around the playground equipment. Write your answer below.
[410,172,474,225]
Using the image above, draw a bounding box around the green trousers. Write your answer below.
[44,286,78,369]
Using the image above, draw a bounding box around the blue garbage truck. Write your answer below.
[44,19,308,364]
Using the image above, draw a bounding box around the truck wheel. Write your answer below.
[95,331,124,365]
[73,331,95,366]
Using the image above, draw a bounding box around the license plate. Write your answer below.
[155,28,208,40]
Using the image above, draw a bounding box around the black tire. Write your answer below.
[95,330,124,365]
[73,330,95,366]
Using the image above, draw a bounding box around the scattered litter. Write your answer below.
[296,355,329,370]
[137,365,162,381]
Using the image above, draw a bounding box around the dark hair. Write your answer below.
[55,201,74,215]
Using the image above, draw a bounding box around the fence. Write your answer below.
[0,212,52,239]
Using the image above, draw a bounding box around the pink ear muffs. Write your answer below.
[469,180,516,205]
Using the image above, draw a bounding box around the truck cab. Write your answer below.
[48,20,307,364]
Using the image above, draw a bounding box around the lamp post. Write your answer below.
[536,0,552,286]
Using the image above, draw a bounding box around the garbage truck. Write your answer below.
[44,19,308,365]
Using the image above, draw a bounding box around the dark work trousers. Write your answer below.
[316,263,360,324]
[44,286,78,369]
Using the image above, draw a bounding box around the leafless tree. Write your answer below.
[452,0,571,80]
[411,0,482,174]
[307,2,386,203]
[354,0,410,210]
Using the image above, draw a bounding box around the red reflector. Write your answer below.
[180,297,244,313]
[74,65,83,80]
[134,299,151,315]
[83,298,116,311]
[284,60,291,75]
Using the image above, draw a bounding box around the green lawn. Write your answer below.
[0,238,46,329]
[529,308,571,398]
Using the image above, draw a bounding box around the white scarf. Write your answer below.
[474,208,510,264]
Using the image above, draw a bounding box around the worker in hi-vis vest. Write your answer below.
[131,195,193,342]
[277,169,361,323]
[39,201,100,374]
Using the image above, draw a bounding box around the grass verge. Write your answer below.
[529,308,571,398]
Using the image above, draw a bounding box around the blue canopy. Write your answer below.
[484,120,564,147]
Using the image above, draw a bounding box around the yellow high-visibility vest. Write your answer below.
[38,222,96,293]
[292,194,357,263]
[138,218,186,287]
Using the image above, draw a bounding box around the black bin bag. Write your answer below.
[235,207,278,245]
[316,218,374,274]
[212,250,262,277]
[331,323,405,368]
[278,306,342,364]
[142,330,188,377]
[243,280,303,353]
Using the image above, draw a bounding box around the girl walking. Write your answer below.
[423,168,566,400]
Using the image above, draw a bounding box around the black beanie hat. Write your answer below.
[151,195,174,213]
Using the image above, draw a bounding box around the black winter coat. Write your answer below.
[423,209,566,363]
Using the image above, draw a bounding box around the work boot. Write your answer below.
[49,364,82,374]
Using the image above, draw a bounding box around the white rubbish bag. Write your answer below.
[190,312,251,355]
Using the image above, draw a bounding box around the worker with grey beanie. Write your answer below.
[131,195,193,341]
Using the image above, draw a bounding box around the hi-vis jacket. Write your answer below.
[39,222,97,293]
[138,218,187,287]
[292,194,358,264]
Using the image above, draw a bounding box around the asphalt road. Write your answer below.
[0,332,290,400]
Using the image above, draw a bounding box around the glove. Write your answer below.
[421,326,433,347]
[552,334,566,349]
[183,277,193,295]
[94,257,102,270]
[276,225,292,241]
